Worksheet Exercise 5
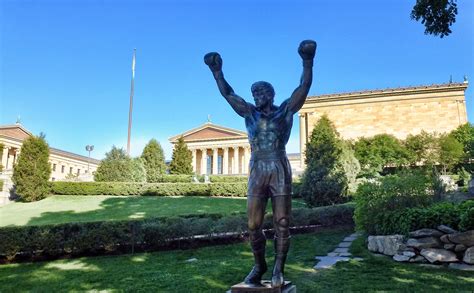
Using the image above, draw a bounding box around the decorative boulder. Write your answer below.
[455,244,467,252]
[463,247,474,265]
[406,237,442,250]
[367,235,404,256]
[409,255,428,263]
[409,228,443,238]
[393,254,411,262]
[440,235,452,244]
[448,231,474,247]
[444,244,455,250]
[420,248,459,263]
[437,225,457,234]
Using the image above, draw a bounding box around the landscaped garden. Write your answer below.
[0,227,472,292]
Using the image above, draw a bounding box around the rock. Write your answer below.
[367,235,404,256]
[185,258,198,262]
[448,263,474,271]
[437,225,457,234]
[402,251,416,257]
[440,235,452,244]
[420,248,459,263]
[448,230,474,247]
[393,254,411,262]
[455,244,467,252]
[463,247,474,264]
[406,237,442,249]
[444,244,455,250]
[409,255,428,263]
[409,228,443,238]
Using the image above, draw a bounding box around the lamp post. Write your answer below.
[85,145,94,174]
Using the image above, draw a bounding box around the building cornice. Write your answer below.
[169,122,247,143]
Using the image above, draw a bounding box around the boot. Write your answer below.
[271,236,290,288]
[244,232,267,285]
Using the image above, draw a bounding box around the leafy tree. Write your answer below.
[354,134,410,177]
[94,146,145,182]
[411,0,458,38]
[130,157,147,182]
[449,123,474,161]
[301,115,348,207]
[438,134,464,173]
[169,137,193,175]
[405,131,440,166]
[0,143,4,172]
[141,139,166,182]
[340,141,361,195]
[12,134,51,202]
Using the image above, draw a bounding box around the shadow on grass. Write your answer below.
[1,228,472,292]
[24,196,249,226]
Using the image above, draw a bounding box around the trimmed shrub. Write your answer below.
[141,139,167,182]
[374,200,474,235]
[12,134,51,202]
[354,171,433,234]
[209,183,247,197]
[209,176,248,183]
[169,137,193,175]
[0,203,354,262]
[156,174,195,183]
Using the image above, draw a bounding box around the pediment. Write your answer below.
[170,123,247,143]
[0,124,33,140]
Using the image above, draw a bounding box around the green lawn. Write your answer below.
[0,195,307,227]
[0,227,471,292]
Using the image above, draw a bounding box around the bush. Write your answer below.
[141,139,167,182]
[374,200,474,235]
[301,115,348,207]
[169,137,193,175]
[0,203,354,262]
[209,176,247,183]
[12,134,51,202]
[94,147,144,182]
[354,171,433,234]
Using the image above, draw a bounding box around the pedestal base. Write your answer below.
[228,281,296,293]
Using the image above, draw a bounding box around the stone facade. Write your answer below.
[0,123,100,204]
[169,122,303,176]
[299,82,469,167]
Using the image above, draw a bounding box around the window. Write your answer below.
[61,165,65,173]
[69,167,73,174]
[53,164,56,171]
[77,169,80,175]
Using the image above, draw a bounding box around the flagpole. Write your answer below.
[127,48,136,156]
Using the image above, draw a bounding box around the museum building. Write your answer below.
[171,82,469,174]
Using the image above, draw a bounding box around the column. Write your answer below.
[1,147,9,170]
[233,147,240,174]
[191,149,197,173]
[243,146,250,174]
[299,113,307,168]
[223,147,229,175]
[212,148,218,175]
[200,149,207,175]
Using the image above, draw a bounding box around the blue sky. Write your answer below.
[1,0,473,160]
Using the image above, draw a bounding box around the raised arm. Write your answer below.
[204,52,253,118]
[286,40,316,114]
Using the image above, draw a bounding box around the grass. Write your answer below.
[0,227,472,292]
[0,195,307,227]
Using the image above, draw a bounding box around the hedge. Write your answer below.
[370,200,474,235]
[0,203,354,262]
[50,181,302,197]
[208,176,248,183]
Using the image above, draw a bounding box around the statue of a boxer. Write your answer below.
[204,40,316,288]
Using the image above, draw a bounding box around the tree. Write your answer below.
[12,134,51,202]
[438,134,464,173]
[301,115,348,207]
[449,123,474,161]
[0,143,4,172]
[141,139,166,182]
[169,137,193,175]
[354,134,410,177]
[405,131,440,166]
[94,146,145,182]
[411,0,458,38]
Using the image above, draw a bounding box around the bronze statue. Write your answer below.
[204,40,316,288]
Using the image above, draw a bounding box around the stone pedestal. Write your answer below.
[228,281,296,293]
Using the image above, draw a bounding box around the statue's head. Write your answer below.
[251,81,275,109]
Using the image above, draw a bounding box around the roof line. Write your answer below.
[169,122,247,141]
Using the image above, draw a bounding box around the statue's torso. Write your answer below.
[245,103,293,153]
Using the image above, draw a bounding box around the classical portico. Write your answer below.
[170,122,251,175]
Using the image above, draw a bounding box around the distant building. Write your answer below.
[298,82,469,167]
[0,123,100,204]
[169,122,303,176]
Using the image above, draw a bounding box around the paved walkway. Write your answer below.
[313,232,363,269]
